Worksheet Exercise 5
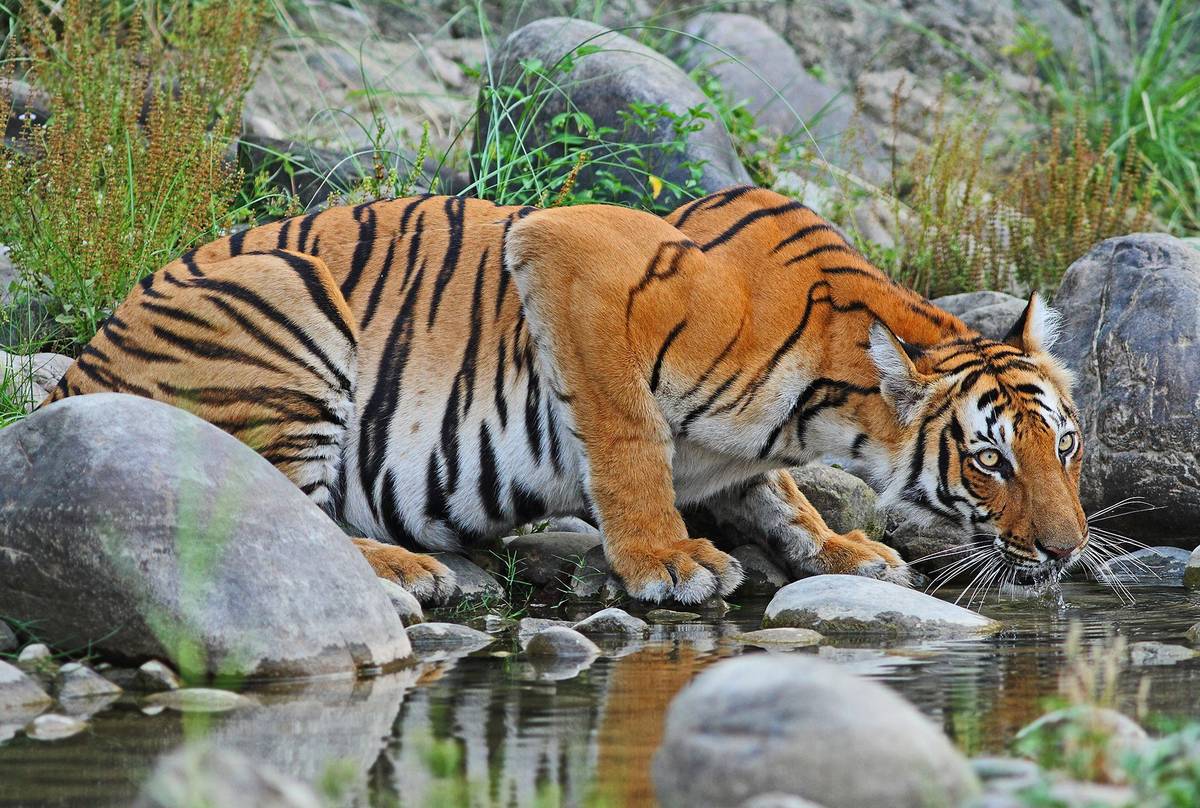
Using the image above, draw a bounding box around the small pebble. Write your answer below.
[25,713,87,741]
[732,628,824,647]
[646,609,700,624]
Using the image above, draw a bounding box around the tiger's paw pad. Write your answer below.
[352,538,458,604]
[610,538,744,605]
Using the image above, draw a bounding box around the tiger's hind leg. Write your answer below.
[46,249,455,601]
[697,469,912,586]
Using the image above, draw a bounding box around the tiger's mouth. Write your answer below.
[996,539,1078,585]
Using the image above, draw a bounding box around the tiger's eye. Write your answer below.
[975,448,1001,469]
[1058,432,1076,455]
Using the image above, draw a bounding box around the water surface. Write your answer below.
[3,581,1199,807]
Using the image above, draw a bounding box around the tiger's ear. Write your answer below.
[868,321,929,424]
[1004,292,1061,354]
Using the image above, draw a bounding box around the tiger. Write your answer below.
[42,185,1089,604]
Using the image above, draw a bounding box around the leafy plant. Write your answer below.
[0,0,264,352]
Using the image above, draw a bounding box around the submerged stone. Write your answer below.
[646,609,701,624]
[144,688,253,714]
[25,713,87,742]
[406,623,494,653]
[573,608,649,638]
[0,660,52,715]
[1097,546,1192,585]
[517,618,575,649]
[524,627,601,661]
[732,628,824,647]
[762,575,1000,637]
[1128,641,1199,666]
[54,662,123,701]
[653,655,980,807]
[133,744,323,808]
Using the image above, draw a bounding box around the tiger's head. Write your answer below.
[868,293,1087,583]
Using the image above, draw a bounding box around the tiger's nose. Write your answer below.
[1036,530,1087,560]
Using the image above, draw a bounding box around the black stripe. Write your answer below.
[228,228,248,257]
[269,250,357,348]
[784,244,857,265]
[101,322,181,365]
[478,422,505,522]
[204,294,329,384]
[426,197,467,329]
[511,484,547,524]
[424,451,450,522]
[494,335,509,430]
[361,237,397,332]
[649,320,686,393]
[679,373,739,438]
[524,363,543,463]
[157,382,343,425]
[381,468,420,548]
[139,300,214,330]
[341,202,377,300]
[276,218,293,250]
[700,201,806,252]
[181,250,202,276]
[149,324,283,374]
[296,210,320,252]
[771,223,837,254]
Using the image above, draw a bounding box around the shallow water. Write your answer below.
[2,580,1199,807]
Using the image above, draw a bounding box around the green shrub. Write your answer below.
[0,0,264,352]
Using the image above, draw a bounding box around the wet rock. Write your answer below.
[16,643,52,664]
[673,12,884,182]
[144,688,254,714]
[1053,235,1200,540]
[572,608,648,638]
[0,660,52,715]
[54,662,123,701]
[732,628,824,647]
[136,661,183,692]
[524,627,601,661]
[647,609,701,624]
[133,745,323,808]
[487,18,750,205]
[566,545,624,600]
[406,623,494,653]
[0,351,72,413]
[516,617,575,649]
[932,291,1027,341]
[1014,706,1147,784]
[25,712,87,741]
[1187,623,1200,645]
[1185,545,1200,589]
[1096,546,1191,585]
[1128,641,1199,667]
[763,575,1000,637]
[378,578,424,626]
[500,531,603,586]
[731,545,789,595]
[789,464,885,540]
[0,394,410,680]
[0,621,16,653]
[431,553,505,602]
[654,655,979,807]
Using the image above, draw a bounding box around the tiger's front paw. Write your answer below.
[808,530,913,587]
[608,537,744,604]
[352,538,458,603]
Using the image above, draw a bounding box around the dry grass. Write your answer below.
[0,0,264,351]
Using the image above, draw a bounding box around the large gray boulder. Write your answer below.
[789,464,885,539]
[673,13,885,182]
[485,18,750,205]
[653,654,979,808]
[1053,234,1200,540]
[0,394,410,680]
[763,575,1000,637]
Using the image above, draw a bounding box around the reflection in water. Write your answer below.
[3,582,1200,807]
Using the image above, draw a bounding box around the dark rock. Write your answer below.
[133,745,323,808]
[431,553,505,602]
[0,621,15,653]
[486,18,750,204]
[885,512,964,570]
[674,12,885,182]
[572,608,649,638]
[1053,235,1200,540]
[730,545,789,595]
[931,291,1026,341]
[653,655,979,807]
[406,623,494,653]
[1096,546,1192,586]
[789,464,885,540]
[524,627,601,661]
[763,575,1000,637]
[566,545,624,601]
[540,516,600,536]
[0,394,410,680]
[500,531,603,586]
[54,662,123,701]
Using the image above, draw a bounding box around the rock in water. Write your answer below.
[730,545,789,595]
[517,618,575,649]
[144,688,253,714]
[732,628,824,647]
[1185,546,1200,589]
[789,464,885,539]
[486,18,749,204]
[377,579,424,626]
[524,627,601,661]
[406,623,495,653]
[653,655,980,807]
[1053,235,1200,539]
[54,662,123,700]
[1096,546,1192,586]
[572,608,649,638]
[1128,642,1199,667]
[25,713,88,741]
[0,660,52,715]
[430,553,504,603]
[762,575,1000,637]
[500,531,602,586]
[0,394,410,680]
[133,745,323,808]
